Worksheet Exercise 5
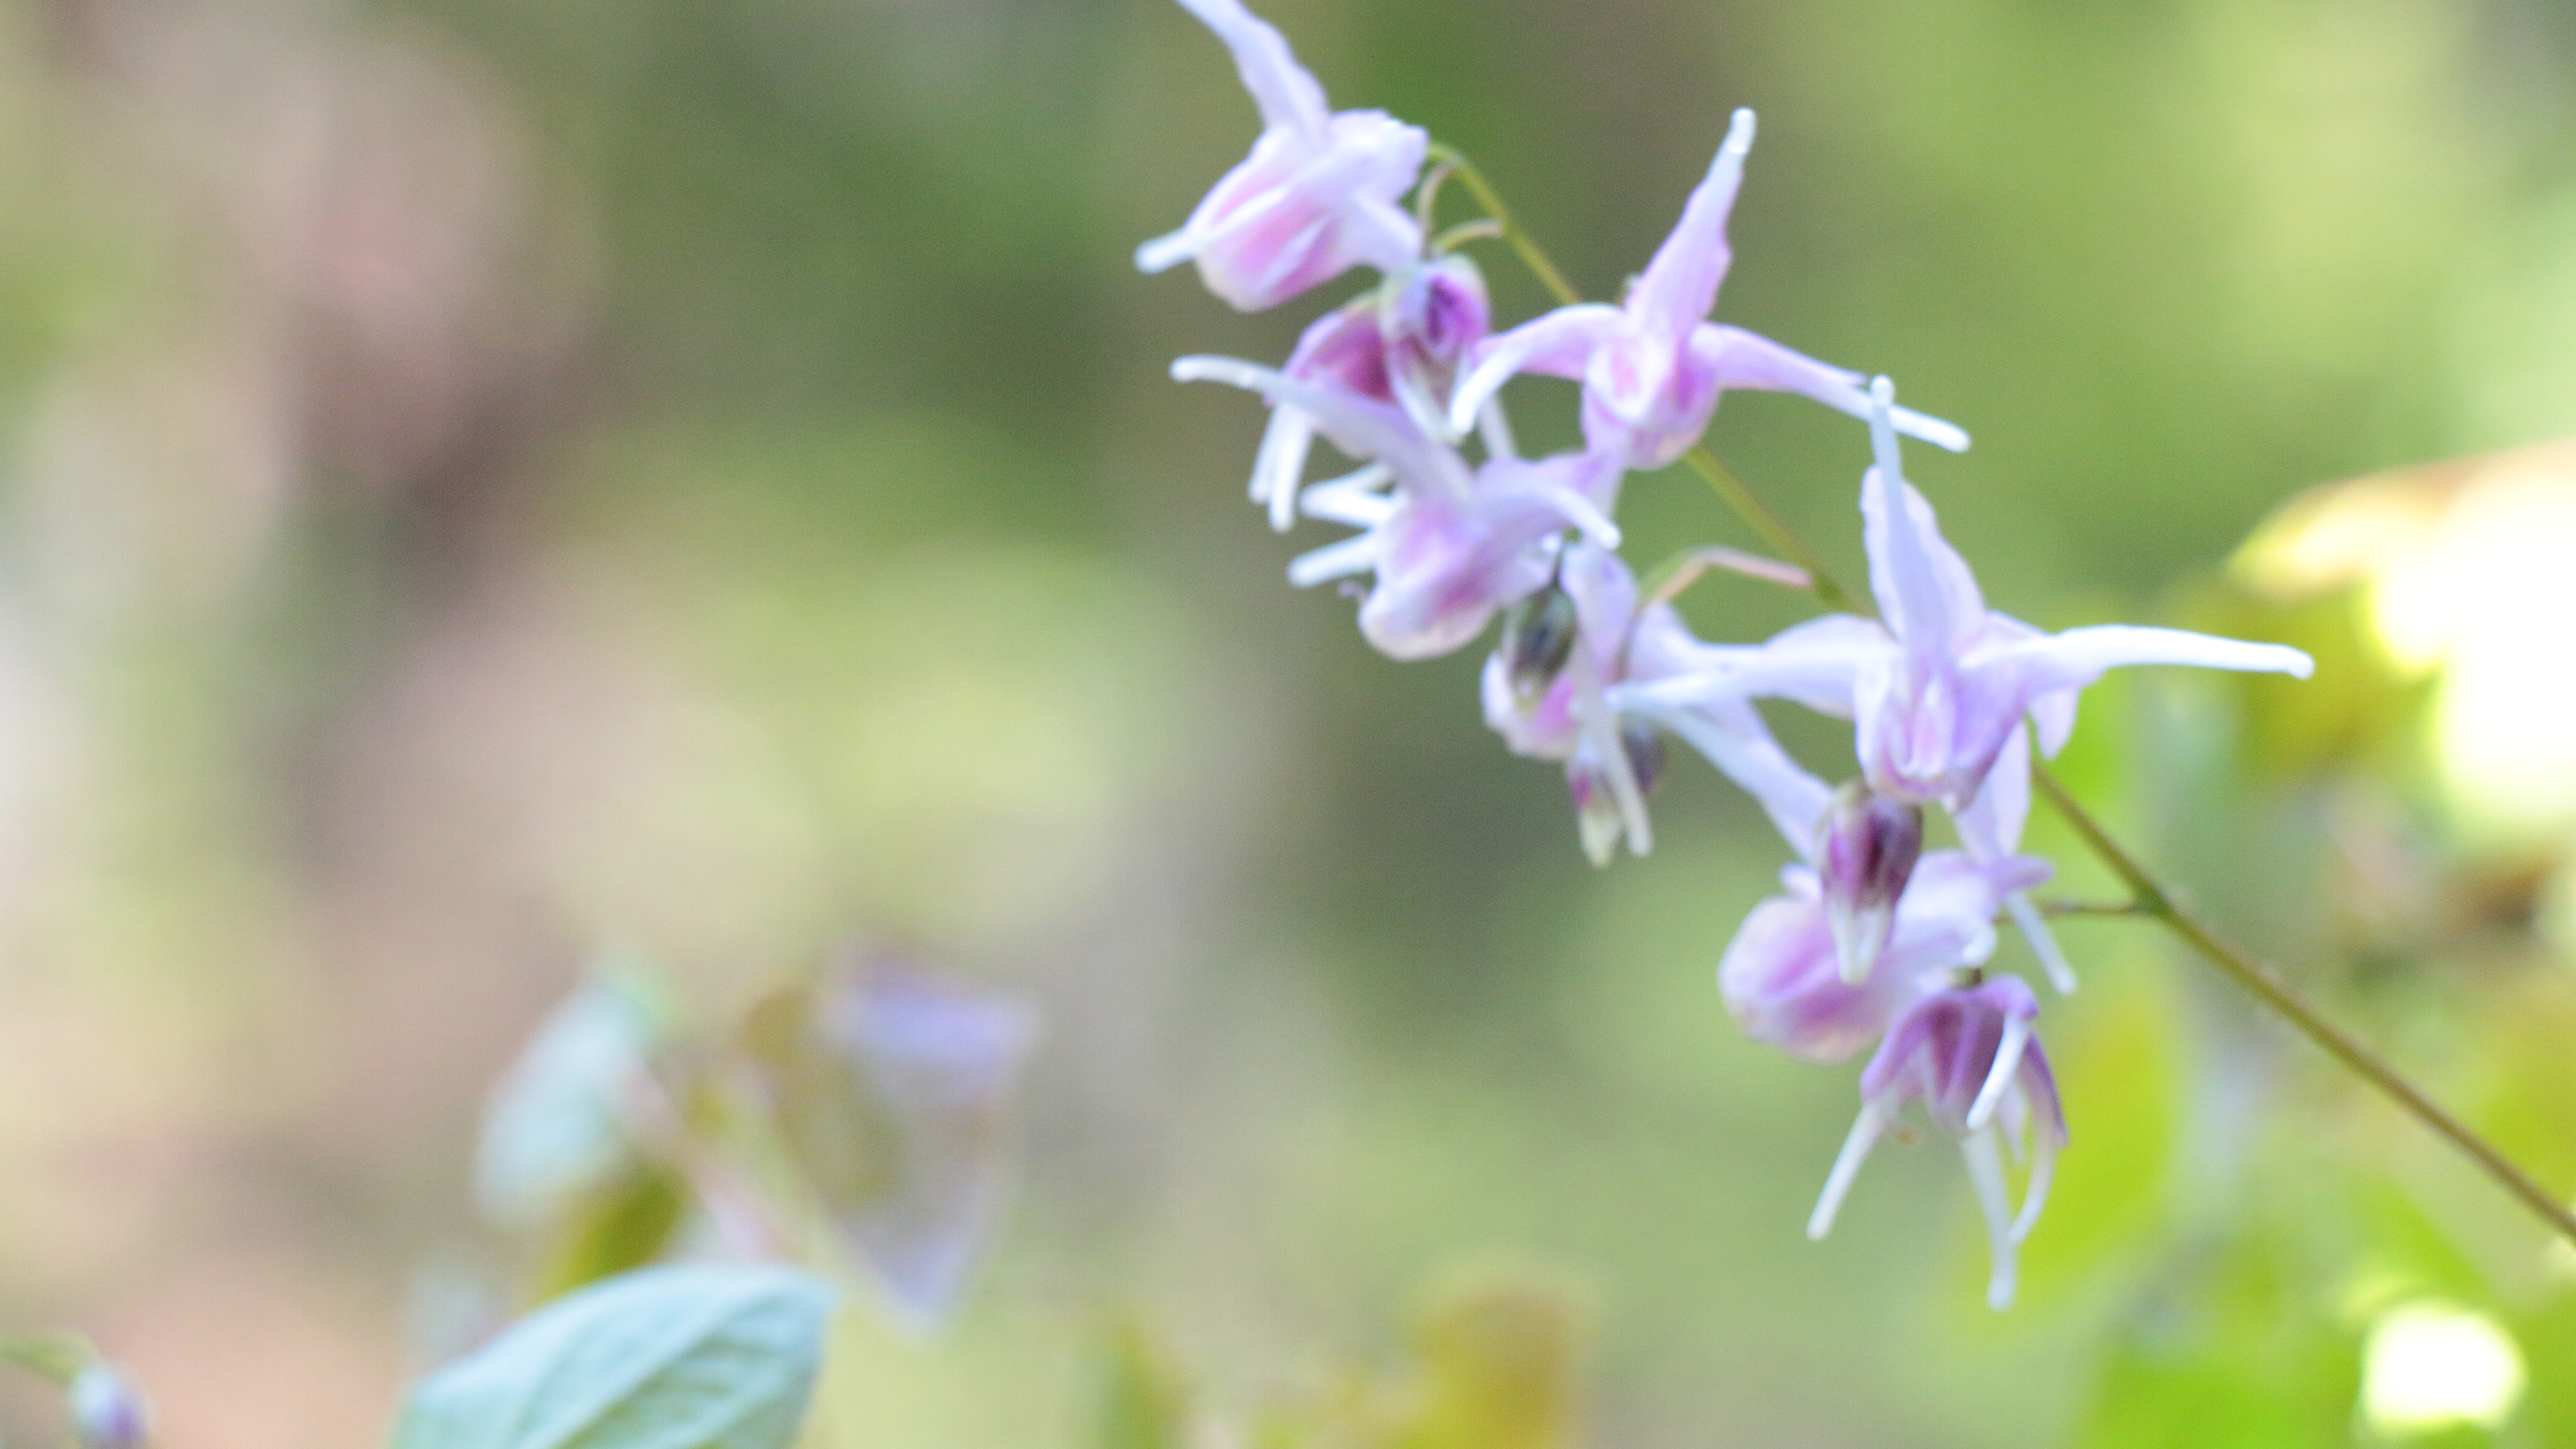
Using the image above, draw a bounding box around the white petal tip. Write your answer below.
[1726,108,1757,151]
[1986,1278,2016,1311]
[1134,230,1195,275]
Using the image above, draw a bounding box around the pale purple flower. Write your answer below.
[1482,540,1835,863]
[1627,378,2313,817]
[1719,851,2044,1064]
[1446,110,1969,470]
[1174,353,1624,660]
[821,964,1038,1335]
[1237,256,1492,531]
[1134,0,1426,312]
[1807,976,2066,1311]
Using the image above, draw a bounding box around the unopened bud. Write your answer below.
[1383,254,1491,439]
[68,1364,149,1449]
[1818,780,1923,985]
[1496,583,1581,707]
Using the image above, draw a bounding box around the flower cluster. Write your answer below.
[1137,0,2313,1308]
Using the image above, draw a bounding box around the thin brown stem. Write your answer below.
[2032,762,2576,1244]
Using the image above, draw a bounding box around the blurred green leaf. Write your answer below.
[2169,578,2427,786]
[478,971,670,1229]
[526,1162,691,1306]
[2014,962,2183,1307]
[1395,1262,1591,1449]
[1095,1321,1192,1449]
[390,1265,834,1449]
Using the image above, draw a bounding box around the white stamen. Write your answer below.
[1298,465,1396,527]
[1808,1103,1884,1240]
[2013,1129,2058,1245]
[1867,376,1954,657]
[1448,330,1549,436]
[1252,407,1317,532]
[1962,1127,2019,1310]
[1286,534,1379,588]
[1134,227,1199,275]
[1476,398,1519,461]
[2007,891,2077,994]
[1541,486,1622,548]
[1965,1014,2030,1132]
[1890,404,1971,455]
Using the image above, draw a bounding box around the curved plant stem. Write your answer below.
[2031,762,2576,1244]
[1422,143,1581,308]
[1439,142,2576,1245]
[1678,448,1854,611]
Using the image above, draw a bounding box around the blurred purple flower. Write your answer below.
[824,965,1038,1335]
[68,1364,151,1449]
[1134,0,1426,311]
[1446,111,1968,470]
[1806,976,2067,1310]
[1719,851,2044,1065]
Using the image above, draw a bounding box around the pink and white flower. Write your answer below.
[1806,976,2067,1311]
[1446,110,1969,470]
[1719,851,2044,1066]
[1134,0,1426,312]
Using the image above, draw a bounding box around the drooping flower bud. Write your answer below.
[1817,779,1923,985]
[1567,719,1663,866]
[68,1364,151,1449]
[1496,576,1579,709]
[1807,976,2066,1311]
[1381,254,1491,441]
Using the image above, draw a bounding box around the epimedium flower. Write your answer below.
[1483,539,1839,864]
[1719,850,2047,1065]
[1174,353,1623,661]
[1806,975,2067,1311]
[1241,255,1493,532]
[1134,0,1426,312]
[1444,109,1970,471]
[1623,378,2315,818]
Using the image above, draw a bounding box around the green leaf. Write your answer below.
[391,1265,835,1449]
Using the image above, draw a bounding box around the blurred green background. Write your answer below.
[0,0,2574,1443]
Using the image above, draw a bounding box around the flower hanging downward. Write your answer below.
[1135,0,1427,311]
[1447,110,1970,470]
[1807,976,2066,1311]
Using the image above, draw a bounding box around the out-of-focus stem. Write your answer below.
[2031,762,2576,1245]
